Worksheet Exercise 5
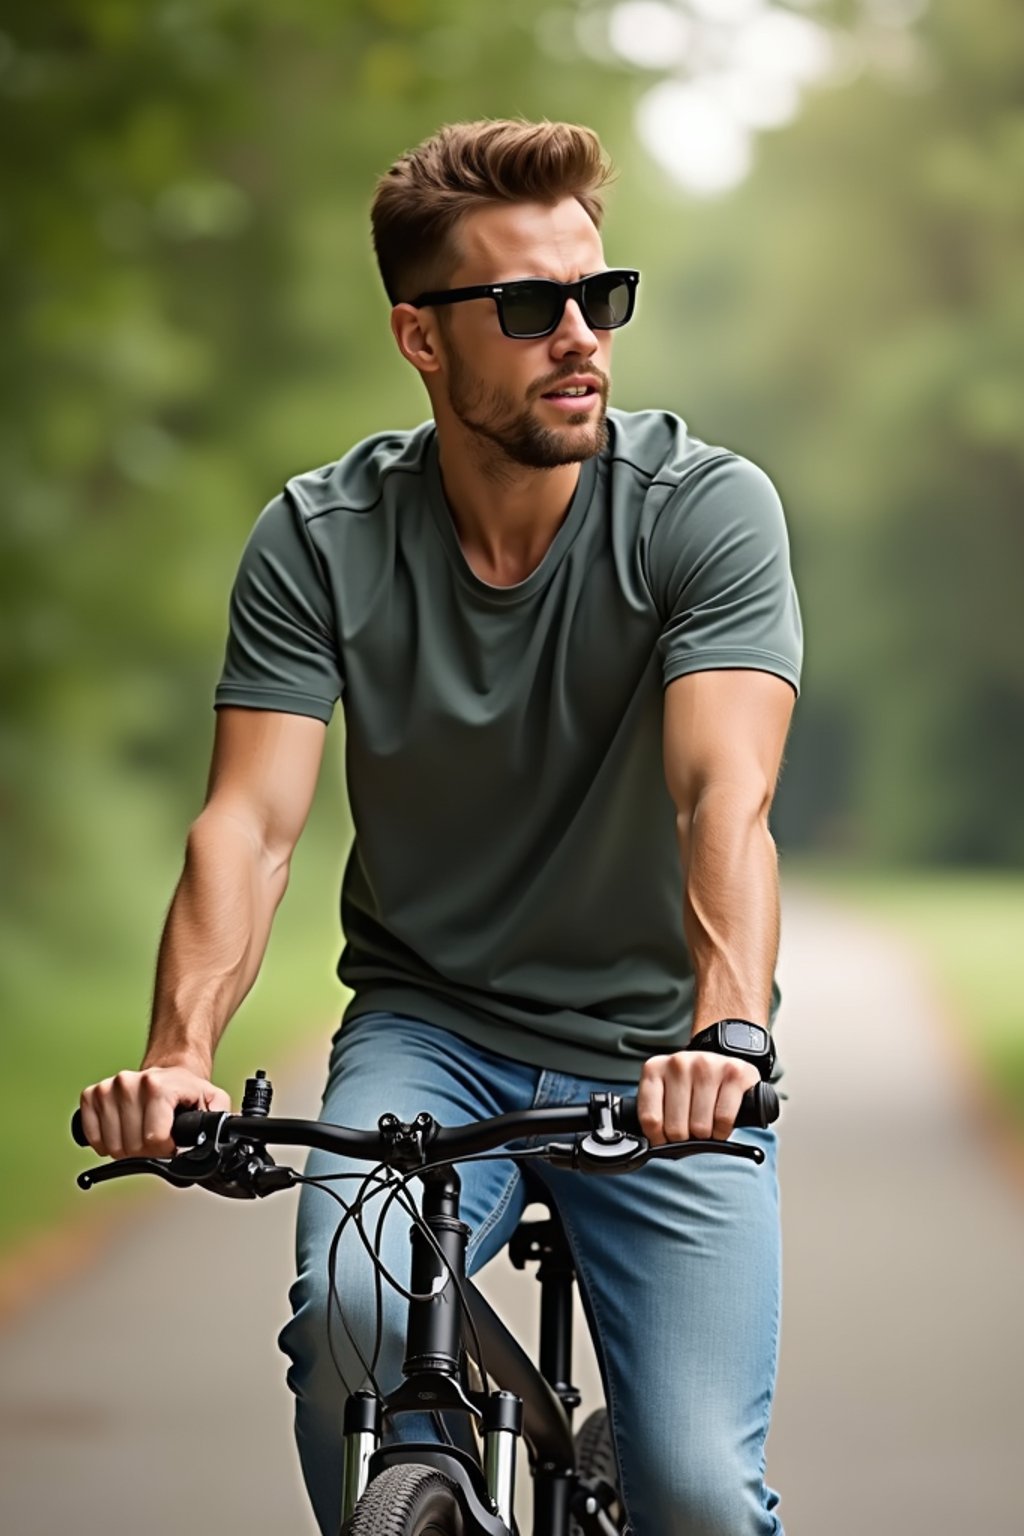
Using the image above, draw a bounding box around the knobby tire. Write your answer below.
[348,1463,464,1536]
[570,1408,624,1536]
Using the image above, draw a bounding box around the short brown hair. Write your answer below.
[371,118,614,306]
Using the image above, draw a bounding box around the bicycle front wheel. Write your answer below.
[348,1463,464,1536]
[570,1409,624,1535]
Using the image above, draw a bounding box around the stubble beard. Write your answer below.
[447,350,609,475]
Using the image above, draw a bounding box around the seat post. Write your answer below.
[536,1214,582,1426]
[509,1195,582,1424]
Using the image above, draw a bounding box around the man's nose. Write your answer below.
[550,298,599,357]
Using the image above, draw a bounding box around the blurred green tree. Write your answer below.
[611,0,1024,862]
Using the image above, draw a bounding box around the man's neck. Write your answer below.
[436,426,583,589]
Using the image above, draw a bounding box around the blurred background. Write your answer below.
[4,0,1023,1240]
[1,2,1023,1530]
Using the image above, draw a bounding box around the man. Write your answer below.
[80,119,801,1535]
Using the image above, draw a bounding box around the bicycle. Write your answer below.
[72,1070,779,1536]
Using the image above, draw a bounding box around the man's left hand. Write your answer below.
[636,1050,762,1146]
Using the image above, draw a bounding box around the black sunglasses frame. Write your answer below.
[411,268,640,339]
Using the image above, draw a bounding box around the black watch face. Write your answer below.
[722,1021,769,1054]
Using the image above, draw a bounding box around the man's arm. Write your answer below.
[79,708,327,1159]
[636,669,796,1146]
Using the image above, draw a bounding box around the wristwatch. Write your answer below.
[686,1019,776,1080]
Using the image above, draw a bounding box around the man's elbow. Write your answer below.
[186,803,292,885]
[677,776,777,839]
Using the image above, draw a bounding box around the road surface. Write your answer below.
[1,886,1021,1533]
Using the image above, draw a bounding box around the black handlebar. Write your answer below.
[71,1081,778,1155]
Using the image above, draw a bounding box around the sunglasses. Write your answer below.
[412,268,640,340]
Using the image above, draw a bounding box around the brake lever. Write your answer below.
[542,1134,765,1173]
[646,1139,765,1166]
[77,1157,204,1191]
[76,1139,297,1199]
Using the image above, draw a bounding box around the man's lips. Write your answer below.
[540,375,603,400]
[542,391,601,414]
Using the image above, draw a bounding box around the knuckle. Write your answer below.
[637,1108,660,1138]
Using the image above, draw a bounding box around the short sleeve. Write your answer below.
[214,492,342,722]
[648,455,802,695]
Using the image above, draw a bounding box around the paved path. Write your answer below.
[1,887,1022,1534]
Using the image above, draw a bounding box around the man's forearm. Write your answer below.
[143,808,290,1074]
[677,784,780,1032]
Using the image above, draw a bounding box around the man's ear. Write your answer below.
[391,304,443,378]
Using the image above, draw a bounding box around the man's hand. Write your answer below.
[636,1050,761,1147]
[79,1064,231,1160]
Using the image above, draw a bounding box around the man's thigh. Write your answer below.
[542,1107,783,1536]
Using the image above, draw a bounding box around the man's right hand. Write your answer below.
[78,1065,231,1160]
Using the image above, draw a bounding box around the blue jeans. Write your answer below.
[278,1013,784,1536]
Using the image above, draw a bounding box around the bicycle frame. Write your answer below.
[340,1161,614,1536]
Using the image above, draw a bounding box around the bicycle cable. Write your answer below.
[298,1167,389,1398]
[294,1142,551,1408]
[296,1161,479,1404]
[294,1160,441,1398]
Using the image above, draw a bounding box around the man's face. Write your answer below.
[430,198,617,471]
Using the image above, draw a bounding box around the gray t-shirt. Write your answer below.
[215,408,802,1080]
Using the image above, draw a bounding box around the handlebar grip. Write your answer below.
[171,1111,209,1146]
[618,1081,779,1136]
[736,1081,780,1128]
[69,1106,218,1151]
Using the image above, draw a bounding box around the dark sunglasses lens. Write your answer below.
[500,282,561,337]
[583,273,633,328]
